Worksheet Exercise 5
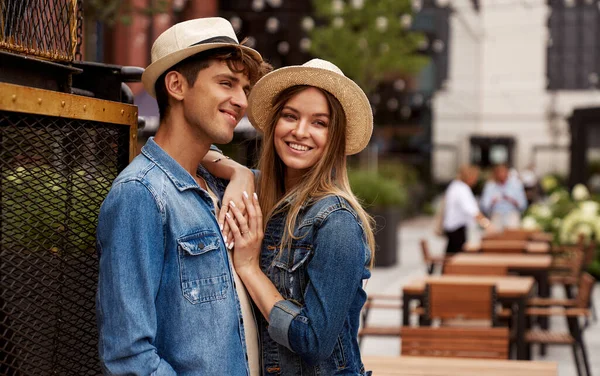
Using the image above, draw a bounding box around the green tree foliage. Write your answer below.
[309,0,429,94]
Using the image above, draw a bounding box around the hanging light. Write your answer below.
[393,79,406,91]
[266,17,280,33]
[230,16,242,33]
[400,106,412,118]
[299,38,312,52]
[432,39,445,53]
[387,98,399,111]
[245,36,257,48]
[277,41,290,55]
[267,0,283,7]
[252,0,265,12]
[412,0,423,12]
[435,0,450,7]
[302,17,315,31]
[563,0,575,7]
[413,94,424,106]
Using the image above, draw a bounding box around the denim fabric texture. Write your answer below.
[259,195,372,375]
[96,138,251,375]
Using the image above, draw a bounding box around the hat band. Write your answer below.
[189,36,238,47]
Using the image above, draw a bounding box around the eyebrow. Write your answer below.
[282,106,330,118]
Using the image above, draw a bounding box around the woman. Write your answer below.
[222,59,375,375]
[442,164,491,254]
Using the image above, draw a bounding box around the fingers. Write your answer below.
[242,191,263,236]
[224,211,241,249]
[228,200,250,235]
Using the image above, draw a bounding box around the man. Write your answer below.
[96,18,270,375]
[480,163,527,231]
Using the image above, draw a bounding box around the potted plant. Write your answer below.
[349,169,407,267]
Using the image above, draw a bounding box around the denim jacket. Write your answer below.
[96,138,251,375]
[259,195,372,375]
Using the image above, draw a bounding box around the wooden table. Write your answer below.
[402,275,535,360]
[463,240,550,254]
[363,355,558,376]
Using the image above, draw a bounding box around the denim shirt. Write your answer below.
[259,195,372,375]
[96,138,251,375]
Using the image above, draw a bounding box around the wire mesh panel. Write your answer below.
[0,110,130,375]
[0,0,79,62]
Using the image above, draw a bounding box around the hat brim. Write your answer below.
[247,66,373,155]
[142,43,262,98]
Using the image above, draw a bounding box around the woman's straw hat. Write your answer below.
[142,17,262,98]
[247,59,373,155]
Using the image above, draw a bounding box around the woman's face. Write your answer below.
[274,87,330,181]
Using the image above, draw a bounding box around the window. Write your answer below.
[547,0,600,90]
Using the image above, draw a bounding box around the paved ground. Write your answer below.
[361,216,600,375]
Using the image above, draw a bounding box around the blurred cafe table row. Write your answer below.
[363,355,558,376]
[463,239,551,254]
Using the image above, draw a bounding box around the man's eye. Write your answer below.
[221,81,232,87]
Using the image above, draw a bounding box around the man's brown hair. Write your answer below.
[154,44,272,120]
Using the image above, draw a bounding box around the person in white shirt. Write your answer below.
[443,165,491,254]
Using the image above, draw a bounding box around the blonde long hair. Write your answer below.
[257,85,376,268]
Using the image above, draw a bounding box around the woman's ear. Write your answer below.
[164,71,186,102]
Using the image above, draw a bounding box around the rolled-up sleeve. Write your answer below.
[267,209,367,365]
[96,180,176,375]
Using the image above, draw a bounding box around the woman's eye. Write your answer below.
[315,121,328,127]
[282,113,297,120]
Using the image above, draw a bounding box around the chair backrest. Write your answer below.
[584,241,597,268]
[576,272,596,309]
[401,326,510,359]
[426,281,497,322]
[421,239,431,262]
[444,264,508,276]
[480,240,527,254]
[568,249,585,276]
[483,229,533,241]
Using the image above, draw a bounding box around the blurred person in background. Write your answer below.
[442,165,491,255]
[480,164,528,230]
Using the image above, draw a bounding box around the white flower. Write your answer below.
[521,216,540,230]
[332,17,344,28]
[375,16,388,32]
[579,201,599,217]
[572,184,590,201]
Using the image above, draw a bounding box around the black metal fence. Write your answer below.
[0,0,79,62]
[0,110,130,374]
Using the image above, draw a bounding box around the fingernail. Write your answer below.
[223,235,227,243]
[253,192,258,200]
[226,212,231,218]
[219,223,223,231]
[230,201,236,208]
[228,242,234,250]
[243,191,249,199]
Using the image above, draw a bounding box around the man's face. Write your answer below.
[182,60,250,144]
[494,166,508,184]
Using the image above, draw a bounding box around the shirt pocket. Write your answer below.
[177,231,228,304]
[272,244,312,301]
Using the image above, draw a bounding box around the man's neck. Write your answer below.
[154,118,211,178]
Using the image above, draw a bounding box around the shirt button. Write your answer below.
[198,243,205,250]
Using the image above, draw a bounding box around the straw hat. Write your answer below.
[142,17,262,98]
[247,59,373,155]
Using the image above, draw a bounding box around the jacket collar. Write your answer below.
[141,137,217,193]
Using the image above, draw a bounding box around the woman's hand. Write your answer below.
[224,190,264,275]
[219,168,255,248]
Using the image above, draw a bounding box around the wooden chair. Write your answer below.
[443,264,508,276]
[549,248,584,299]
[426,281,500,327]
[525,273,595,376]
[358,293,404,344]
[483,229,533,241]
[421,238,448,275]
[401,326,510,359]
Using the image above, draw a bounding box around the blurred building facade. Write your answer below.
[432,0,600,183]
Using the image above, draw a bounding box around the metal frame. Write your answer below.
[0,82,138,161]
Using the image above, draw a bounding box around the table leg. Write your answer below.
[537,270,550,357]
[516,297,527,360]
[403,294,411,326]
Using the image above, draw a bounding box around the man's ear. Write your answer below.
[164,71,186,102]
